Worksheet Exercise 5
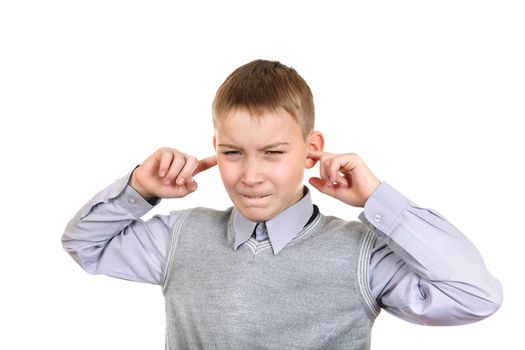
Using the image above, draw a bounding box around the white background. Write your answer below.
[1,1,523,349]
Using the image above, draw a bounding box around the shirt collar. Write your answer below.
[233,186,314,255]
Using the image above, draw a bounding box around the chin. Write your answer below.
[237,207,273,222]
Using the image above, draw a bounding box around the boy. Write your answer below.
[62,59,502,349]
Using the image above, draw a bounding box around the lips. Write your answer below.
[241,194,269,199]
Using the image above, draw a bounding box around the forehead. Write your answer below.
[215,108,303,145]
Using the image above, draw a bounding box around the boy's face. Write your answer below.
[214,108,322,222]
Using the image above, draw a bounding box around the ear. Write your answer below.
[213,134,217,151]
[305,131,325,169]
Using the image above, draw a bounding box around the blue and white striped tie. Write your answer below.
[252,222,269,241]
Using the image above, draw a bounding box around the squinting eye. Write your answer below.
[266,151,284,155]
[223,151,241,156]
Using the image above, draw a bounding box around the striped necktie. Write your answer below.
[252,222,269,241]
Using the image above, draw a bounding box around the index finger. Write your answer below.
[192,155,218,176]
[307,150,327,160]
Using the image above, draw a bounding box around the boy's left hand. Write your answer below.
[307,150,381,208]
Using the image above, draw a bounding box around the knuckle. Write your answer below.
[173,157,185,167]
[187,156,198,165]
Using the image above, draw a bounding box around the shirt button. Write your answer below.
[374,214,382,222]
[128,197,137,205]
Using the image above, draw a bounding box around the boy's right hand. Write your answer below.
[129,147,217,201]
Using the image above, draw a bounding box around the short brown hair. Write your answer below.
[212,59,315,139]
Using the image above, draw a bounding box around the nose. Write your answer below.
[241,160,264,186]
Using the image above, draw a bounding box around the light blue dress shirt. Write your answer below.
[62,167,503,326]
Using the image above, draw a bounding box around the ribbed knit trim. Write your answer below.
[161,208,193,293]
[357,225,381,317]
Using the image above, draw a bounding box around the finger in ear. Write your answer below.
[305,157,318,169]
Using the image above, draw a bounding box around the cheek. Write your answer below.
[269,156,304,183]
[217,161,238,187]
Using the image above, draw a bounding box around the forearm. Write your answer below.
[362,182,503,325]
[370,235,502,325]
[61,167,165,281]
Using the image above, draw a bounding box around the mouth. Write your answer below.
[240,194,270,199]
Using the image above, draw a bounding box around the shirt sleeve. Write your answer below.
[358,182,503,326]
[61,166,183,285]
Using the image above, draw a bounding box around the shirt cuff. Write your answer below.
[114,184,160,219]
[111,165,161,219]
[358,181,411,236]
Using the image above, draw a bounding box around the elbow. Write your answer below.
[61,226,94,274]
[476,278,503,319]
[61,235,87,271]
[61,244,97,275]
[61,218,77,250]
[61,225,79,259]
[453,277,504,325]
[61,231,72,253]
[409,277,504,326]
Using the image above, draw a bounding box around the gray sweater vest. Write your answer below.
[161,207,380,350]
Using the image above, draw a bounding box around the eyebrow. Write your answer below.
[217,142,291,151]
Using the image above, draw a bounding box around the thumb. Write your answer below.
[186,180,198,193]
[309,177,337,197]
